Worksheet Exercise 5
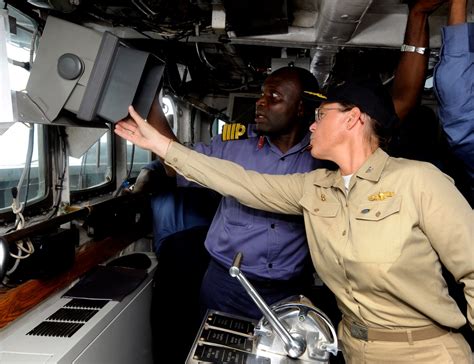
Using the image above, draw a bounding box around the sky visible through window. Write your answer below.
[0,43,38,169]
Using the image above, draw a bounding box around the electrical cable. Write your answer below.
[131,0,157,18]
[195,42,216,70]
[47,127,67,219]
[7,184,35,277]
[114,143,135,197]
[14,126,34,212]
[22,125,35,211]
[127,144,135,181]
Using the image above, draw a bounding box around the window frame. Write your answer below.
[69,129,117,203]
[0,124,52,224]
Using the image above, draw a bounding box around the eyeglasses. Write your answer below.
[314,107,346,122]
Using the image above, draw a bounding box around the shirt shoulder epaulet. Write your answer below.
[221,123,248,141]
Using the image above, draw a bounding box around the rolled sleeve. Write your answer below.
[434,23,474,109]
[433,23,474,180]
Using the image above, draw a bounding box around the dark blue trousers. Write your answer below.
[199,259,310,320]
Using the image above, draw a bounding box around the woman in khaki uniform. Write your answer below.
[115,79,473,363]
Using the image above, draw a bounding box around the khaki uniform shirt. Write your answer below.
[166,143,474,330]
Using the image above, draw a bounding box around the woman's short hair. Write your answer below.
[337,101,392,149]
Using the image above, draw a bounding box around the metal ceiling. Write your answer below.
[4,0,469,91]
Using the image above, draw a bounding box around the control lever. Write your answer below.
[229,252,307,359]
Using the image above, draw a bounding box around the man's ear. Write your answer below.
[297,100,305,117]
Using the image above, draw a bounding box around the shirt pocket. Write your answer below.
[222,197,252,227]
[300,196,340,254]
[352,196,402,263]
[300,197,340,219]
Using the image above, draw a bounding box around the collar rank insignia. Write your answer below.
[368,191,395,201]
[222,123,247,141]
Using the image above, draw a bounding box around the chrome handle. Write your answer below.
[229,252,306,359]
[0,237,8,282]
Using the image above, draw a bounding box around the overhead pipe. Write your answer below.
[315,0,374,43]
[311,0,374,87]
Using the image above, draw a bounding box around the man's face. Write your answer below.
[254,74,302,136]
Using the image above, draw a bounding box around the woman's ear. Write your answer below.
[346,107,362,129]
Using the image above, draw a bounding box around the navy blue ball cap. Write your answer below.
[324,78,398,129]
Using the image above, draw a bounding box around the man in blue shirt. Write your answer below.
[434,0,474,203]
[137,67,341,364]
[149,66,326,318]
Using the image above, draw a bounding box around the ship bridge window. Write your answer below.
[126,139,152,180]
[69,132,113,191]
[0,123,46,212]
[0,11,47,214]
[124,95,175,179]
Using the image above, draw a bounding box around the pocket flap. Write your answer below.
[355,196,401,221]
[300,197,340,218]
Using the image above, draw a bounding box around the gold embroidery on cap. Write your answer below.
[368,192,395,201]
[303,91,327,99]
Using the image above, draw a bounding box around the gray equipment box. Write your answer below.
[25,16,164,124]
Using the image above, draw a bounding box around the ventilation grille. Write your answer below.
[26,299,110,338]
[65,299,109,309]
[47,308,98,322]
[26,321,83,338]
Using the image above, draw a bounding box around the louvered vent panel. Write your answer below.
[47,308,98,322]
[26,298,109,338]
[26,322,83,337]
[65,299,109,309]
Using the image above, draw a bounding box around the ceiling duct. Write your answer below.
[310,45,338,89]
[315,0,374,43]
[311,0,373,87]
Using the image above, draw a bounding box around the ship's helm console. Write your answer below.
[187,253,339,363]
